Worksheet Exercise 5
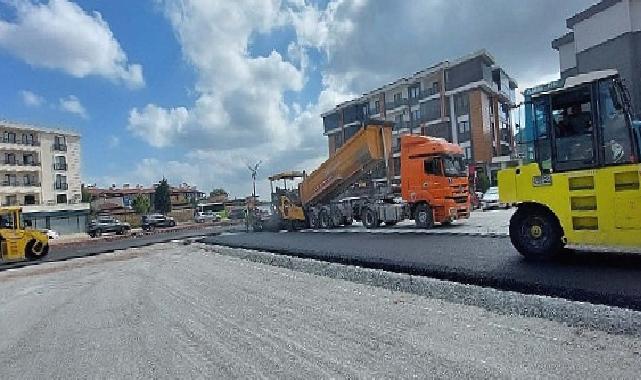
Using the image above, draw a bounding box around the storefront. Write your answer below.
[22,204,91,235]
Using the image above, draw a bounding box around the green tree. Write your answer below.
[154,178,172,214]
[81,184,92,203]
[210,188,228,198]
[476,173,491,193]
[132,194,151,214]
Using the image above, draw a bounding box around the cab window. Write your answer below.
[598,79,632,165]
[551,86,596,171]
[0,211,17,229]
[424,159,442,175]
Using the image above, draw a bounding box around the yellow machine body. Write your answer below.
[499,163,641,248]
[0,207,50,262]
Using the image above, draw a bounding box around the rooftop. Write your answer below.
[0,120,80,137]
[566,0,622,28]
[321,49,510,117]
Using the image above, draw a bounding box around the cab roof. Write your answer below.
[525,69,618,98]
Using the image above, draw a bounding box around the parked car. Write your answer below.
[142,214,176,231]
[481,187,509,211]
[194,211,221,223]
[88,215,131,238]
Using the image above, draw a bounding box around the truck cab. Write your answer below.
[400,135,471,227]
[499,69,641,258]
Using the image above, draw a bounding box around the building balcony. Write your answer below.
[54,163,68,171]
[385,98,408,112]
[0,181,40,188]
[419,87,440,100]
[1,138,40,146]
[53,143,67,152]
[55,183,69,190]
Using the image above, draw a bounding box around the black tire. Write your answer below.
[441,221,452,226]
[385,221,397,226]
[362,208,380,229]
[116,227,124,235]
[509,205,565,260]
[169,221,176,227]
[319,209,331,229]
[343,219,353,226]
[415,204,434,229]
[25,239,49,260]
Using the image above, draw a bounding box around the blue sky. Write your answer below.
[0,0,594,197]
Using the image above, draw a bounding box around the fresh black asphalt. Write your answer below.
[203,231,641,310]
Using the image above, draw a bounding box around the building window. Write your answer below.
[55,174,68,190]
[458,121,470,134]
[412,109,420,121]
[24,195,36,205]
[4,153,16,165]
[394,114,404,130]
[23,174,37,186]
[374,100,380,112]
[21,133,35,145]
[409,86,420,98]
[393,93,402,102]
[362,104,368,117]
[3,174,17,186]
[54,155,67,170]
[3,131,16,144]
[54,135,67,151]
[464,147,472,161]
[4,195,17,206]
[454,94,469,115]
[56,194,68,204]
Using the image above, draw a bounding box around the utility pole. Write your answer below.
[246,161,261,231]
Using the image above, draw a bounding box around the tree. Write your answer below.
[154,178,172,214]
[81,184,92,203]
[132,194,151,214]
[210,188,228,198]
[476,173,491,193]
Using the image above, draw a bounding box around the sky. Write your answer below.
[0,0,596,198]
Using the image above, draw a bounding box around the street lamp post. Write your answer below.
[246,161,261,231]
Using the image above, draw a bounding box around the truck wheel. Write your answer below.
[385,221,397,226]
[362,208,380,229]
[509,205,565,260]
[25,239,49,260]
[415,204,434,229]
[319,209,331,229]
[343,218,353,226]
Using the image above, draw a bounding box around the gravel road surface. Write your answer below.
[1,242,640,378]
[203,232,641,310]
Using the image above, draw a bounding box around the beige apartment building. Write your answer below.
[0,120,89,234]
[322,50,518,187]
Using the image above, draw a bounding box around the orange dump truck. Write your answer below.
[275,122,469,230]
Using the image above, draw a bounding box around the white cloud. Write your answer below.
[20,90,44,107]
[0,0,144,88]
[119,0,596,197]
[59,95,88,119]
[108,135,120,149]
[128,104,189,148]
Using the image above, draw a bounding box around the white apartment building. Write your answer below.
[0,120,89,234]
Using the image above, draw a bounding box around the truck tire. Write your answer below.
[362,208,380,229]
[510,205,565,260]
[25,239,49,260]
[415,204,434,229]
[385,221,397,226]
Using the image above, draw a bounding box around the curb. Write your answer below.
[208,244,641,336]
[50,221,244,249]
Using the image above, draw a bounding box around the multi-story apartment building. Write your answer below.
[552,0,641,117]
[0,120,89,234]
[322,50,518,186]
